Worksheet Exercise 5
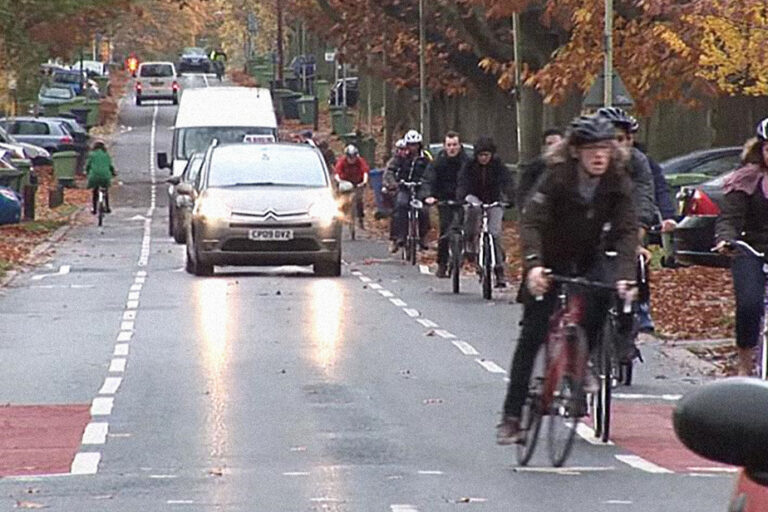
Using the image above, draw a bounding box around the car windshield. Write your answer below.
[42,87,73,99]
[53,72,81,84]
[207,146,326,188]
[178,126,275,159]
[140,64,174,77]
[183,47,206,56]
[185,156,205,183]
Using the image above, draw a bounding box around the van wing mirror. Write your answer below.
[157,152,170,170]
[176,183,194,196]
[166,175,182,185]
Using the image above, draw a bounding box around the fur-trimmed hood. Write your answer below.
[741,137,765,165]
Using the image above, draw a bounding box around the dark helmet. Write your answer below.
[757,117,768,141]
[596,106,633,130]
[568,115,616,146]
[474,136,497,155]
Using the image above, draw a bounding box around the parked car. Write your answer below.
[51,69,87,96]
[328,77,359,108]
[674,378,768,512]
[0,124,52,165]
[183,143,342,276]
[167,152,205,244]
[37,85,76,107]
[661,146,742,199]
[70,60,109,78]
[135,62,179,106]
[0,117,75,155]
[177,47,211,74]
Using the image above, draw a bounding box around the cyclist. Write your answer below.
[713,118,768,376]
[516,128,564,214]
[86,139,115,215]
[423,131,470,278]
[390,129,431,252]
[333,144,370,229]
[456,137,511,287]
[317,139,336,169]
[384,139,408,245]
[497,115,638,444]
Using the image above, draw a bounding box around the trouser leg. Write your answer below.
[436,205,453,266]
[391,190,409,242]
[463,199,481,254]
[732,255,766,349]
[488,205,506,273]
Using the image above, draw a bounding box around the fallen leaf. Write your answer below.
[15,501,47,509]
[208,467,225,477]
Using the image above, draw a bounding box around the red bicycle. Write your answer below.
[516,275,625,467]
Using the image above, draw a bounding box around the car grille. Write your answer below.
[222,239,320,252]
[229,222,313,229]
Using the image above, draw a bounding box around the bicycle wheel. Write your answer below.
[595,320,616,443]
[547,325,586,467]
[517,353,545,466]
[450,233,461,294]
[97,191,105,227]
[481,233,492,300]
[349,208,356,241]
[408,211,418,265]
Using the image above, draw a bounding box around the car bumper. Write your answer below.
[179,61,210,71]
[674,215,729,267]
[137,90,177,100]
[192,217,341,266]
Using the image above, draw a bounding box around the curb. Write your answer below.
[0,207,83,289]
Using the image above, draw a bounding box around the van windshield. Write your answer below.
[176,126,276,159]
[140,64,174,77]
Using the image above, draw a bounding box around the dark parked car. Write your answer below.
[329,77,359,108]
[51,69,87,96]
[662,148,743,267]
[167,152,204,244]
[177,47,211,74]
[0,117,75,155]
[674,378,768,512]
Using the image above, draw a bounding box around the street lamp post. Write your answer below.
[419,0,427,141]
[512,12,523,165]
[603,0,613,107]
[276,0,284,84]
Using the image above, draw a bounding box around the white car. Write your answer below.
[135,61,179,106]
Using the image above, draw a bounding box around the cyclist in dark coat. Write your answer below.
[515,128,564,215]
[497,115,638,445]
[424,131,470,277]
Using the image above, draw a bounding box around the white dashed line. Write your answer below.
[615,455,673,474]
[135,276,146,284]
[136,270,147,277]
[368,283,383,290]
[109,358,127,373]
[452,340,479,356]
[130,283,142,291]
[605,500,633,505]
[114,344,129,356]
[359,276,371,283]
[128,291,140,301]
[120,321,134,331]
[90,397,114,416]
[576,423,615,446]
[434,329,455,339]
[283,472,310,476]
[513,466,614,474]
[390,298,407,307]
[70,452,101,474]
[403,308,420,318]
[419,264,431,275]
[391,505,419,512]
[417,470,443,475]
[416,318,438,328]
[687,467,737,473]
[613,393,683,402]
[167,500,195,505]
[122,310,136,320]
[475,359,507,374]
[116,331,132,342]
[99,377,122,395]
[81,422,109,445]
[378,289,395,298]
[351,270,362,276]
[126,300,139,309]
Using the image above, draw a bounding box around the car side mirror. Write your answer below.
[673,378,768,471]
[167,175,182,185]
[157,152,170,170]
[176,183,194,196]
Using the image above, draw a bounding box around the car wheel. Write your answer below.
[136,97,142,106]
[314,252,341,277]
[172,94,178,106]
[172,214,186,244]
[185,230,213,276]
[168,205,175,237]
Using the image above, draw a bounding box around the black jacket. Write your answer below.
[423,149,470,200]
[715,168,768,255]
[521,159,638,282]
[456,155,511,204]
[516,155,547,214]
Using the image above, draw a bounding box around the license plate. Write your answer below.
[249,229,293,241]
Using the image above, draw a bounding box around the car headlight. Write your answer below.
[309,198,341,227]
[194,197,231,220]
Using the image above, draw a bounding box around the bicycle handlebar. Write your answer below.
[398,180,421,188]
[436,200,467,207]
[547,274,635,313]
[716,240,766,260]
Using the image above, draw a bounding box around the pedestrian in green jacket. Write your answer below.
[86,140,115,214]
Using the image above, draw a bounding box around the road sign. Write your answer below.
[324,51,336,63]
[583,72,634,108]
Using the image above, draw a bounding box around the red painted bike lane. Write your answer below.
[0,404,91,477]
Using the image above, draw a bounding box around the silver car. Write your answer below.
[183,143,342,276]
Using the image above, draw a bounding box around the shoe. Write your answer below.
[619,345,643,364]
[465,252,477,265]
[436,264,448,278]
[636,302,655,333]
[496,416,521,446]
[419,240,429,251]
[389,241,399,254]
[358,218,365,229]
[91,209,97,215]
[494,269,507,288]
[105,207,112,214]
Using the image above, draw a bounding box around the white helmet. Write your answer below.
[757,118,768,141]
[344,144,359,157]
[394,138,406,149]
[403,129,422,144]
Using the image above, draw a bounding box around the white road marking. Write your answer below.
[126,300,139,309]
[403,308,420,318]
[359,276,372,283]
[136,270,147,277]
[351,270,362,276]
[122,310,136,320]
[687,467,738,473]
[615,455,673,474]
[149,474,178,479]
[452,340,479,356]
[419,264,431,274]
[109,358,127,373]
[70,452,101,474]
[576,423,615,446]
[368,283,383,290]
[605,501,633,505]
[114,344,129,356]
[475,359,507,374]
[128,291,140,301]
[282,472,310,476]
[513,466,615,474]
[378,289,395,298]
[135,276,146,284]
[120,321,134,331]
[167,500,195,505]
[416,318,438,328]
[99,377,122,395]
[390,298,407,307]
[81,422,108,445]
[613,393,683,402]
[31,264,71,281]
[129,215,147,221]
[417,470,443,475]
[130,283,142,291]
[391,505,419,512]
[90,397,114,416]
[434,329,455,339]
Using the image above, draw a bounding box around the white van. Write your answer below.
[157,87,278,177]
[136,61,179,106]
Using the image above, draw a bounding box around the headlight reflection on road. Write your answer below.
[309,279,344,377]
[194,278,233,460]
